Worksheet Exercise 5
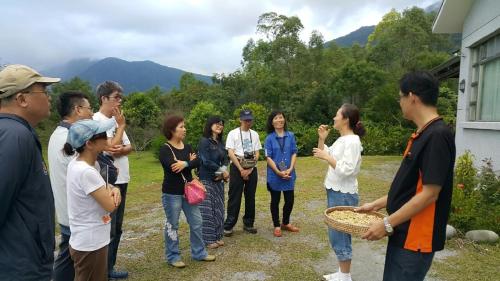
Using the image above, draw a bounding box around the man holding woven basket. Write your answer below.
[356,71,456,281]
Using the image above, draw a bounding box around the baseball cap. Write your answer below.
[67,118,115,149]
[0,64,60,99]
[239,109,254,121]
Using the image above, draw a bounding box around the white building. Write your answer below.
[433,0,500,169]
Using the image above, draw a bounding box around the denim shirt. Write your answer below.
[265,131,298,191]
[198,137,229,181]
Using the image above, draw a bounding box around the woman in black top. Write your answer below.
[197,116,229,249]
[159,114,215,268]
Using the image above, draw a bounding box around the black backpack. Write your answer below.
[96,153,118,185]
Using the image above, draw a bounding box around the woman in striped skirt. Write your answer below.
[198,116,229,249]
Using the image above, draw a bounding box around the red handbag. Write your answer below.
[184,178,206,205]
[165,143,206,205]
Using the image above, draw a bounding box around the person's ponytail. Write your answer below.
[341,103,366,138]
[354,121,366,138]
[63,143,75,156]
[63,143,85,156]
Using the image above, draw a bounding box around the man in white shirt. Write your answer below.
[93,81,131,280]
[224,109,262,235]
[48,91,94,281]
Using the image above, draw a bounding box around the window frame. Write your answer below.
[468,33,500,121]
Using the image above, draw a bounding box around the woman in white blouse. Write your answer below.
[313,104,365,281]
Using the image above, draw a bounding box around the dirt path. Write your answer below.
[57,156,462,280]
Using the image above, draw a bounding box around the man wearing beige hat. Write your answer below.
[0,64,60,280]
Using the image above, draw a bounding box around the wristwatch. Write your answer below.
[383,217,394,236]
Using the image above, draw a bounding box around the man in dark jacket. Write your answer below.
[0,64,60,280]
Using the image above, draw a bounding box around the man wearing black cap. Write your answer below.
[0,64,60,280]
[224,109,262,235]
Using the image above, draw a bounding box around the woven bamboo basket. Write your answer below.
[324,206,385,237]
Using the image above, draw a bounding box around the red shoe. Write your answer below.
[281,224,299,232]
[273,227,282,237]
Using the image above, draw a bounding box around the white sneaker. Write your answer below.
[322,271,352,281]
[322,272,341,281]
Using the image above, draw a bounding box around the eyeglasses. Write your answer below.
[108,95,123,101]
[215,122,224,127]
[398,92,412,102]
[23,90,50,96]
[78,105,93,111]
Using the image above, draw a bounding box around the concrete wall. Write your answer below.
[457,0,500,170]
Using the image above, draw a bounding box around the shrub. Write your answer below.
[449,187,481,232]
[185,101,222,150]
[477,158,500,206]
[288,121,338,156]
[449,152,500,234]
[150,134,166,160]
[454,150,477,196]
[122,92,161,151]
[361,121,411,155]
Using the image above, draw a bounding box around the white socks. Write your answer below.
[323,268,352,281]
[338,270,352,281]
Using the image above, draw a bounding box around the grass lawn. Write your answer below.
[104,152,499,280]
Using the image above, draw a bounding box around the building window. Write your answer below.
[469,33,500,121]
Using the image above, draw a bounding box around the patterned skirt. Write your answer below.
[199,180,225,244]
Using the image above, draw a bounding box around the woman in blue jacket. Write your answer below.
[264,111,299,237]
[198,116,229,248]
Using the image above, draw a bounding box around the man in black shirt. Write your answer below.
[357,71,456,281]
[0,64,60,280]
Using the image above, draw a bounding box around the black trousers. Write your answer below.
[383,243,435,281]
[108,183,128,273]
[53,225,74,281]
[224,164,258,230]
[268,187,294,227]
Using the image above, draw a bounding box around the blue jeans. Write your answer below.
[161,193,207,263]
[326,189,359,261]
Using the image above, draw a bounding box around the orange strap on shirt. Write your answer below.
[403,116,442,158]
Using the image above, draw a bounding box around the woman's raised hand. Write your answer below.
[317,125,330,140]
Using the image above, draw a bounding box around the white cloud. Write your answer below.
[0,0,440,75]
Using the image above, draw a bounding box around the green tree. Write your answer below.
[161,73,210,113]
[242,12,309,109]
[185,101,222,149]
[333,61,387,108]
[145,85,164,107]
[256,12,303,40]
[367,7,451,74]
[122,92,161,151]
[437,86,458,127]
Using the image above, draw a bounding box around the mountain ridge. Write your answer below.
[45,57,212,94]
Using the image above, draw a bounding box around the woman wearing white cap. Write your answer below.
[63,119,122,281]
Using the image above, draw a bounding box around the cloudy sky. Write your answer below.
[0,0,438,75]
